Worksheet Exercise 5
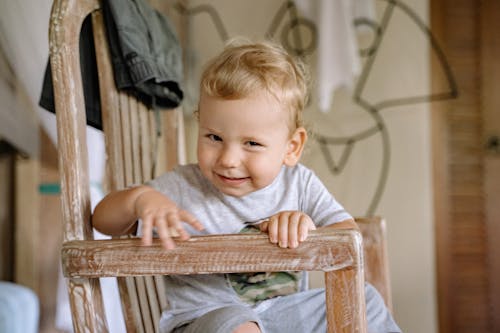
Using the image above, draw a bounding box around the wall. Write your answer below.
[181,1,436,333]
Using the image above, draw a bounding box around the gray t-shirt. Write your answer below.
[145,163,352,331]
[147,163,350,234]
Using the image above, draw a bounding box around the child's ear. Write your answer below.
[284,127,308,167]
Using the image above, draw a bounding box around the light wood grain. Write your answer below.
[356,217,392,311]
[62,229,362,278]
[50,0,107,331]
[61,229,367,333]
[431,0,496,331]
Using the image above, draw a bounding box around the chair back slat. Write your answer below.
[134,277,155,333]
[155,275,169,310]
[91,7,175,332]
[119,94,134,185]
[144,276,162,332]
[139,105,153,179]
[128,97,142,183]
[92,12,123,192]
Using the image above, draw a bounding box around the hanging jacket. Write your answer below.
[39,0,183,130]
[102,0,183,108]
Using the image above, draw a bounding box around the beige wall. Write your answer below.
[182,1,436,333]
[0,1,43,156]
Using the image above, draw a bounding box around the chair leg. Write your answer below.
[67,278,108,333]
[325,269,367,333]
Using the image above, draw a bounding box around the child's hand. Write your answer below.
[134,188,204,250]
[258,211,316,249]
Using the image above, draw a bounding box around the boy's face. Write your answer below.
[197,91,305,197]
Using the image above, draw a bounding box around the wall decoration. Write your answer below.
[176,0,457,215]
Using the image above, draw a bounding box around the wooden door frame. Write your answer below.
[431,0,500,332]
[481,0,500,331]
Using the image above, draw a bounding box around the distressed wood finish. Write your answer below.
[94,3,185,331]
[91,8,167,331]
[51,0,369,332]
[356,217,392,311]
[325,269,366,332]
[50,0,97,246]
[61,229,367,333]
[49,0,107,331]
[62,230,362,277]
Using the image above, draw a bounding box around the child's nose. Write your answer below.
[218,146,240,168]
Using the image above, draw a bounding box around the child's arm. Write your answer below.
[258,211,357,249]
[92,185,203,249]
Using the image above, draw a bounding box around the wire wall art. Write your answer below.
[175,0,458,216]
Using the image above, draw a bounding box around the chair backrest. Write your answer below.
[49,0,179,331]
[50,1,384,332]
[92,6,181,331]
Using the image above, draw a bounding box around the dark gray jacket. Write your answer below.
[103,0,183,108]
[40,0,183,129]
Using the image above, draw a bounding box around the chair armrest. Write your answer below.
[61,228,363,278]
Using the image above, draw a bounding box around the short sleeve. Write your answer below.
[300,167,352,227]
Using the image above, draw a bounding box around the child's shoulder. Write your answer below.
[274,163,319,190]
[280,164,327,193]
[282,163,316,179]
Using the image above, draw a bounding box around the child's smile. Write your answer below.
[197,90,296,197]
[216,174,250,186]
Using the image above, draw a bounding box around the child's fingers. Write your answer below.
[267,216,279,244]
[265,211,315,248]
[156,215,176,250]
[277,213,291,248]
[179,210,204,231]
[298,215,315,242]
[141,209,201,250]
[258,220,269,232]
[141,216,153,246]
[171,210,203,241]
[168,211,191,241]
[287,212,301,248]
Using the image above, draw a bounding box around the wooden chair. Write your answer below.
[356,217,393,312]
[49,0,378,332]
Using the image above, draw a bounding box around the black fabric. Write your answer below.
[39,0,184,130]
[39,15,103,130]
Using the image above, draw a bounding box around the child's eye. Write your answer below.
[207,134,222,141]
[246,141,262,147]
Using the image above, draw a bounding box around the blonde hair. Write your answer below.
[199,38,309,131]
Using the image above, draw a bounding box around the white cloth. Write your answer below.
[0,282,39,333]
[294,0,375,112]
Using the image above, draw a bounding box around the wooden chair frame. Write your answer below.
[357,217,392,312]
[49,0,369,332]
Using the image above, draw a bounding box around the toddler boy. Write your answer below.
[93,39,401,333]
